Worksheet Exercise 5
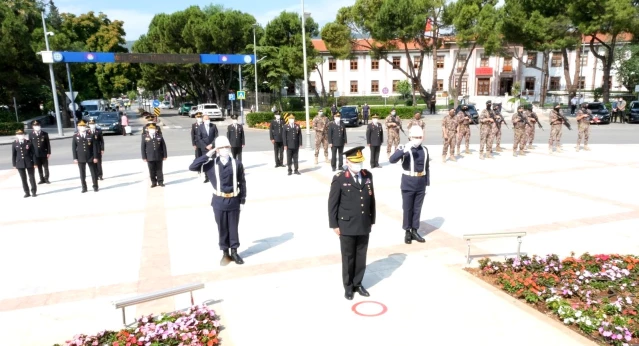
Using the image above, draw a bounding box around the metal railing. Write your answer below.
[462,232,526,265]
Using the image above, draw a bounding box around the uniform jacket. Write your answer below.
[141,133,167,161]
[479,109,493,130]
[191,122,200,146]
[442,115,458,136]
[227,123,245,147]
[457,111,472,127]
[88,129,105,157]
[28,130,51,157]
[312,115,329,134]
[550,110,564,126]
[362,105,370,116]
[12,140,35,169]
[577,109,592,128]
[407,119,425,130]
[283,123,302,148]
[366,122,384,146]
[389,145,430,191]
[72,132,99,162]
[196,123,218,152]
[385,115,402,133]
[189,154,247,211]
[328,169,376,236]
[328,121,347,146]
[512,112,527,130]
[269,119,284,142]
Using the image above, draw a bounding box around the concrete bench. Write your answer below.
[462,232,526,265]
[112,282,204,326]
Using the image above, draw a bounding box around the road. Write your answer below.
[0,109,637,170]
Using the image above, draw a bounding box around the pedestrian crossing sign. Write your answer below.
[154,107,161,116]
[237,91,245,100]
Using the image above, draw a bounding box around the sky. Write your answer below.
[54,0,356,41]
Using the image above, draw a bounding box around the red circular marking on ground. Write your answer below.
[351,301,388,317]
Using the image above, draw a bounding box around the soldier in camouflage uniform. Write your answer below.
[441,108,458,163]
[524,106,538,149]
[512,105,528,157]
[549,103,565,154]
[478,100,495,160]
[385,109,402,158]
[491,104,504,152]
[407,112,425,131]
[456,105,472,156]
[312,109,330,164]
[575,103,592,152]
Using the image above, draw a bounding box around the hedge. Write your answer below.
[0,122,25,136]
[246,107,425,127]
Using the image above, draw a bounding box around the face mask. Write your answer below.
[204,120,210,125]
[349,162,363,173]
[148,130,156,136]
[232,120,238,124]
[89,124,96,129]
[372,119,378,124]
[411,138,423,147]
[79,127,86,133]
[391,111,396,116]
[33,126,41,131]
[196,118,202,123]
[218,148,230,157]
[16,135,25,141]
[289,119,295,125]
[334,118,340,123]
[275,115,280,120]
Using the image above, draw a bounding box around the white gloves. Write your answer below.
[397,144,404,151]
[403,144,411,153]
[206,149,216,158]
[240,205,244,211]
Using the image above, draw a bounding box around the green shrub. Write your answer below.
[405,99,413,106]
[0,122,25,135]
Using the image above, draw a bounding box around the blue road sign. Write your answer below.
[237,91,246,100]
[228,93,235,101]
[48,52,256,65]
[152,100,160,108]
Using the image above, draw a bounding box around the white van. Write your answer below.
[197,103,223,120]
[80,99,106,112]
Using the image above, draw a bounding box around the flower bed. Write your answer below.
[55,304,222,346]
[468,253,639,345]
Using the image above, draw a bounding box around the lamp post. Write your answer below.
[41,11,63,136]
[301,4,311,149]
[252,24,259,112]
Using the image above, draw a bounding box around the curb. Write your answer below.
[0,134,75,146]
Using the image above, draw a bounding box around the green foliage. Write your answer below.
[247,106,423,127]
[0,122,25,135]
[594,87,603,101]
[396,81,412,99]
[614,44,639,92]
[320,22,352,59]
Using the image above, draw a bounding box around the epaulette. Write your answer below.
[335,171,342,177]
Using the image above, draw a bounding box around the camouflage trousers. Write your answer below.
[456,126,470,152]
[577,126,590,146]
[443,133,456,156]
[491,129,501,148]
[479,125,493,153]
[525,125,535,145]
[513,129,526,151]
[386,130,400,153]
[549,125,562,147]
[314,132,329,157]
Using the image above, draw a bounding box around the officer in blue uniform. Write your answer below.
[88,119,105,180]
[189,136,247,265]
[365,114,383,168]
[12,129,37,197]
[389,126,430,244]
[328,146,376,300]
[72,120,99,193]
[191,113,203,159]
[28,120,51,184]
[227,115,245,162]
[141,124,167,187]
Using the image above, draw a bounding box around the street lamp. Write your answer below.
[301,4,311,149]
[41,11,63,136]
[252,24,259,112]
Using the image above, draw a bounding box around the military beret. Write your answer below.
[343,146,365,163]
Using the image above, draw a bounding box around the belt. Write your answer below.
[403,171,425,177]
[212,189,236,198]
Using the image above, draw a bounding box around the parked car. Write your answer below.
[196,103,224,120]
[83,111,102,122]
[95,112,122,134]
[454,104,479,124]
[339,106,361,127]
[188,106,198,118]
[626,101,639,123]
[159,101,173,109]
[178,102,194,115]
[587,102,610,124]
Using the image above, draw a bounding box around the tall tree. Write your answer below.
[47,0,61,30]
[568,0,639,102]
[613,44,639,92]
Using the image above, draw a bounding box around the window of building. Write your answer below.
[371,80,379,93]
[437,79,444,91]
[456,54,467,73]
[371,59,379,70]
[602,76,612,89]
[350,80,358,93]
[413,56,421,69]
[329,81,337,92]
[551,52,562,67]
[549,77,561,90]
[309,81,316,93]
[526,52,537,67]
[524,77,535,94]
[503,57,512,72]
[580,48,588,66]
[477,78,490,96]
[578,76,586,90]
[350,59,358,70]
[453,77,468,95]
[329,59,336,71]
[480,54,489,67]
[436,55,445,69]
[392,56,401,69]
[392,80,399,92]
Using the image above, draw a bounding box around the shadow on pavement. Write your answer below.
[364,253,407,289]
[100,180,142,191]
[165,177,197,185]
[244,163,267,170]
[107,172,140,179]
[164,169,189,176]
[37,186,80,195]
[418,216,445,237]
[239,232,294,259]
[298,166,322,174]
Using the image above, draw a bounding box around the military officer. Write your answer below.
[88,119,105,180]
[191,113,203,159]
[12,129,37,197]
[576,102,592,152]
[491,104,505,152]
[141,124,167,187]
[328,112,348,171]
[442,108,458,163]
[512,105,528,157]
[385,109,402,158]
[284,114,303,175]
[72,120,99,193]
[28,120,51,184]
[524,105,538,149]
[365,114,383,168]
[227,115,245,162]
[312,109,330,165]
[478,100,495,160]
[269,111,285,168]
[328,146,376,300]
[197,115,219,183]
[141,115,162,136]
[389,126,429,245]
[456,105,473,156]
[407,112,425,130]
[189,136,247,265]
[549,103,565,154]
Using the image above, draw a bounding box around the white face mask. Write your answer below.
[16,135,25,141]
[232,119,238,124]
[89,125,96,130]
[334,118,340,123]
[196,118,202,123]
[391,111,396,116]
[33,126,41,131]
[218,147,230,157]
[275,115,280,120]
[148,130,156,136]
[411,138,423,147]
[372,119,378,124]
[204,120,210,125]
[79,127,86,133]
[348,162,363,173]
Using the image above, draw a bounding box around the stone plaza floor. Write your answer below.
[1,142,638,345]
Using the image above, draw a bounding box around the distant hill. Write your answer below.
[124,41,136,52]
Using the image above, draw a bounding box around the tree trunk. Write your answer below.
[455,42,477,105]
[449,51,459,108]
[572,47,581,95]
[561,48,575,96]
[315,66,327,106]
[431,35,439,105]
[602,36,617,103]
[540,51,550,106]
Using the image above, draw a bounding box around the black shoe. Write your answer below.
[203,178,209,183]
[45,179,50,184]
[38,181,45,185]
[288,171,292,176]
[81,188,88,193]
[355,286,370,297]
[344,291,354,300]
[294,170,301,175]
[99,177,104,181]
[275,165,279,168]
[405,230,412,244]
[230,248,244,265]
[93,187,99,192]
[332,168,336,172]
[32,192,37,197]
[158,183,165,187]
[411,229,426,243]
[151,183,157,188]
[220,250,232,266]
[24,193,30,198]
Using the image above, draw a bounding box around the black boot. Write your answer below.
[230,248,244,265]
[404,230,412,244]
[411,229,426,243]
[220,249,231,266]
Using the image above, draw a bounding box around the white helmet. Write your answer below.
[214,136,231,148]
[409,126,423,138]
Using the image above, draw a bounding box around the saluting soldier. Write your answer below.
[141,123,167,187]
[328,146,376,300]
[478,100,495,160]
[549,103,565,154]
[269,112,285,168]
[491,104,505,152]
[191,113,203,159]
[576,102,592,152]
[365,114,383,168]
[72,120,99,193]
[385,109,401,158]
[88,119,105,180]
[512,105,528,157]
[28,120,51,184]
[442,108,458,163]
[12,129,37,198]
[312,109,330,165]
[196,115,219,183]
[189,136,247,265]
[284,114,302,175]
[389,126,430,245]
[328,112,347,171]
[456,105,473,156]
[407,112,425,130]
[227,115,245,162]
